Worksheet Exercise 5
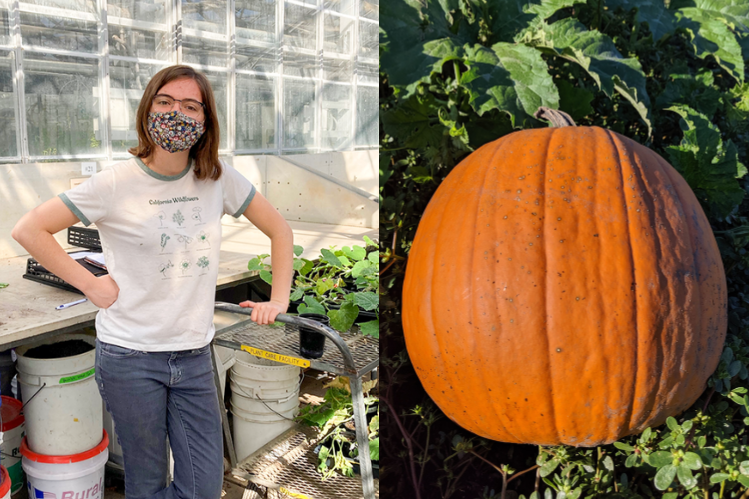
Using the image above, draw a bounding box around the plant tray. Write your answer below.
[67,225,101,251]
[23,251,107,295]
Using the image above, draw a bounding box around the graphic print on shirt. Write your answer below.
[179,259,192,277]
[176,234,193,250]
[172,209,186,227]
[192,207,203,223]
[157,211,168,228]
[160,233,170,253]
[197,256,210,275]
[159,260,174,279]
[196,230,210,249]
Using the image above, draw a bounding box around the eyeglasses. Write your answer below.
[152,94,205,120]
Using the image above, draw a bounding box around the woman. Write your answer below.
[11,65,294,499]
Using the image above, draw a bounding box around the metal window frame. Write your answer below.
[0,0,377,164]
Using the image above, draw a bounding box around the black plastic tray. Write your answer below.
[23,251,107,294]
[67,225,101,251]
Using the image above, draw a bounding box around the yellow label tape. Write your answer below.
[240,345,311,368]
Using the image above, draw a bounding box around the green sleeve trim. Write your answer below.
[59,193,92,226]
[232,184,256,218]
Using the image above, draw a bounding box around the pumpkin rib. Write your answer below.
[472,140,524,443]
[605,130,641,441]
[543,128,562,443]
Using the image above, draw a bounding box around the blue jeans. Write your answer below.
[95,339,224,499]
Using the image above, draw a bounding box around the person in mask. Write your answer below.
[11,65,294,499]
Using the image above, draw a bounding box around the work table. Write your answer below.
[0,219,377,349]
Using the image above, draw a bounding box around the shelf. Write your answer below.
[233,425,379,499]
[214,318,379,378]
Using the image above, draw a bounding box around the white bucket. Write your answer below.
[15,334,102,455]
[0,396,24,496]
[230,401,298,461]
[0,465,11,499]
[229,352,301,461]
[21,431,108,499]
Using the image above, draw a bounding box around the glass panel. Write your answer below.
[323,0,354,16]
[109,60,165,154]
[236,73,275,150]
[235,0,275,43]
[358,20,377,59]
[357,62,377,84]
[30,0,97,13]
[182,0,226,34]
[24,54,103,157]
[321,83,350,150]
[283,50,316,78]
[360,0,377,20]
[204,71,228,150]
[283,78,314,149]
[0,0,12,46]
[323,13,353,54]
[356,85,377,146]
[236,43,277,73]
[0,51,17,158]
[182,35,229,67]
[109,24,170,60]
[108,0,168,24]
[323,57,351,82]
[21,12,98,52]
[284,3,316,50]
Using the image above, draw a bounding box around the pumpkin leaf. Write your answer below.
[358,319,379,338]
[519,18,652,135]
[299,296,326,316]
[654,464,677,490]
[247,257,264,271]
[354,291,379,311]
[675,7,745,83]
[343,245,367,261]
[259,270,273,285]
[606,0,677,42]
[352,260,373,278]
[557,80,594,121]
[666,105,747,218]
[327,301,360,332]
[655,70,721,119]
[380,94,444,150]
[369,437,380,461]
[321,248,343,267]
[289,288,304,302]
[293,245,304,257]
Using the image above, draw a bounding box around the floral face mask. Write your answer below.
[147,111,206,153]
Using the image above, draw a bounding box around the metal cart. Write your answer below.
[212,302,379,499]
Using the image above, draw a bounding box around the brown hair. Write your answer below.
[128,65,222,180]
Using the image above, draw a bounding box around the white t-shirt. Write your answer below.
[59,157,255,351]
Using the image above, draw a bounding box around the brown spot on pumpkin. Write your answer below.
[556,348,562,353]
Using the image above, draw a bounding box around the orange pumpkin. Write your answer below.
[402,109,727,446]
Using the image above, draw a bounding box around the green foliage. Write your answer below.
[381,0,749,497]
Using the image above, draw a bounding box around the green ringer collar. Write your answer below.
[135,157,193,181]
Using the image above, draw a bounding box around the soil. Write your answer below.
[24,339,93,359]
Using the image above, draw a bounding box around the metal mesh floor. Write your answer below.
[214,319,379,377]
[235,425,379,499]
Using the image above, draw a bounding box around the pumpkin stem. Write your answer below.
[534,107,577,127]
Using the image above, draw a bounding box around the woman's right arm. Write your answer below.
[11,197,119,308]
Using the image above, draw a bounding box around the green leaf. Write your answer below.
[557,80,594,121]
[654,464,677,490]
[524,0,586,21]
[739,475,749,487]
[259,270,273,285]
[354,292,379,311]
[655,71,721,119]
[338,255,352,267]
[321,248,343,267]
[293,245,304,257]
[316,278,337,296]
[677,463,698,489]
[352,260,373,278]
[300,295,326,316]
[710,473,731,483]
[642,427,652,442]
[614,441,635,452]
[369,437,380,461]
[359,319,379,338]
[380,94,444,149]
[665,105,746,217]
[367,251,379,265]
[343,245,367,261]
[681,419,693,432]
[683,452,703,470]
[540,458,560,477]
[300,259,314,276]
[649,451,674,468]
[676,7,745,83]
[380,0,465,96]
[624,453,638,468]
[662,493,679,499]
[666,416,679,431]
[247,257,264,271]
[740,460,749,475]
[0,283,8,289]
[289,288,304,302]
[520,18,652,135]
[606,0,677,42]
[603,456,614,471]
[328,302,360,332]
[292,259,305,272]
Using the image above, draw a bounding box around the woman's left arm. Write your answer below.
[238,191,294,324]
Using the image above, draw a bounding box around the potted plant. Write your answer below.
[296,376,379,479]
[246,236,379,338]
